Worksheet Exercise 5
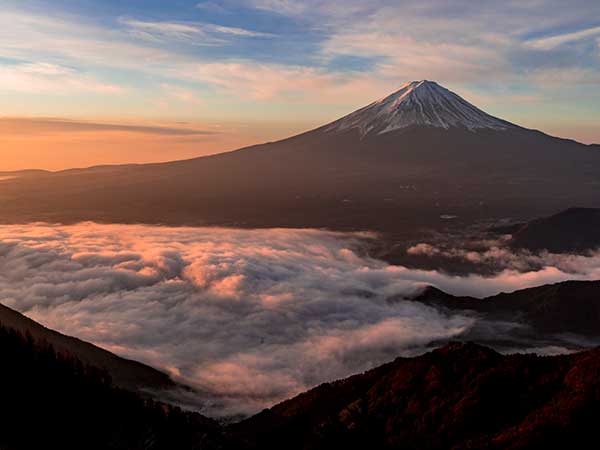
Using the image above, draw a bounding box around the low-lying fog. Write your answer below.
[0,223,598,418]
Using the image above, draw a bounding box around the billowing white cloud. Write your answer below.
[0,223,598,417]
[407,241,600,276]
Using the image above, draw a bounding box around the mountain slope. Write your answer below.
[2,295,600,449]
[1,81,598,230]
[0,324,226,450]
[413,280,600,337]
[231,343,600,450]
[0,302,173,392]
[509,207,600,253]
[324,80,516,136]
[7,321,600,450]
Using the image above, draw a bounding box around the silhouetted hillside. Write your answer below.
[414,280,600,337]
[0,302,173,392]
[0,324,226,450]
[509,208,600,253]
[232,343,600,450]
[3,317,600,449]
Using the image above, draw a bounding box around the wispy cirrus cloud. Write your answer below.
[246,0,308,16]
[120,19,220,44]
[206,24,274,37]
[0,9,174,80]
[180,61,369,100]
[119,18,273,45]
[526,25,600,50]
[0,61,124,94]
[0,118,216,136]
[196,1,232,14]
[159,83,204,104]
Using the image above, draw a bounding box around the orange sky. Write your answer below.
[1,1,599,172]
[1,116,598,172]
[0,118,315,171]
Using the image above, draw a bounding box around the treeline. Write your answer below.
[232,343,600,449]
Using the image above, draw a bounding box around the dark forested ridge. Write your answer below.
[0,325,227,450]
[509,207,600,253]
[0,302,173,392]
[2,306,600,449]
[413,280,600,337]
[232,343,600,450]
[0,292,600,450]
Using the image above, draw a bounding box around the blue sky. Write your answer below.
[1,0,599,169]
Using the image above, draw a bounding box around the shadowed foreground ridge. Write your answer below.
[232,342,600,450]
[0,302,174,393]
[0,324,227,450]
[2,310,600,449]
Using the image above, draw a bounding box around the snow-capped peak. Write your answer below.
[324,80,516,137]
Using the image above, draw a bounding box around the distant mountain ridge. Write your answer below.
[0,81,598,232]
[509,207,600,253]
[413,280,600,338]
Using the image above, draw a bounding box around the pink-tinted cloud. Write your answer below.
[0,223,598,417]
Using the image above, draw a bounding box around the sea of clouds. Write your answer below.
[1,223,599,418]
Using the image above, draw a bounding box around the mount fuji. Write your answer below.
[324,80,515,136]
[1,81,599,234]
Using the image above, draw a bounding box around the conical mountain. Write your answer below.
[1,81,599,233]
[324,80,516,136]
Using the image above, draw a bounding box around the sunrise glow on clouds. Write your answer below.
[0,0,599,169]
[1,222,600,416]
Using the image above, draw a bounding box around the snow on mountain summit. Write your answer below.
[324,80,516,137]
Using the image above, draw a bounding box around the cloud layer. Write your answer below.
[1,223,599,417]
